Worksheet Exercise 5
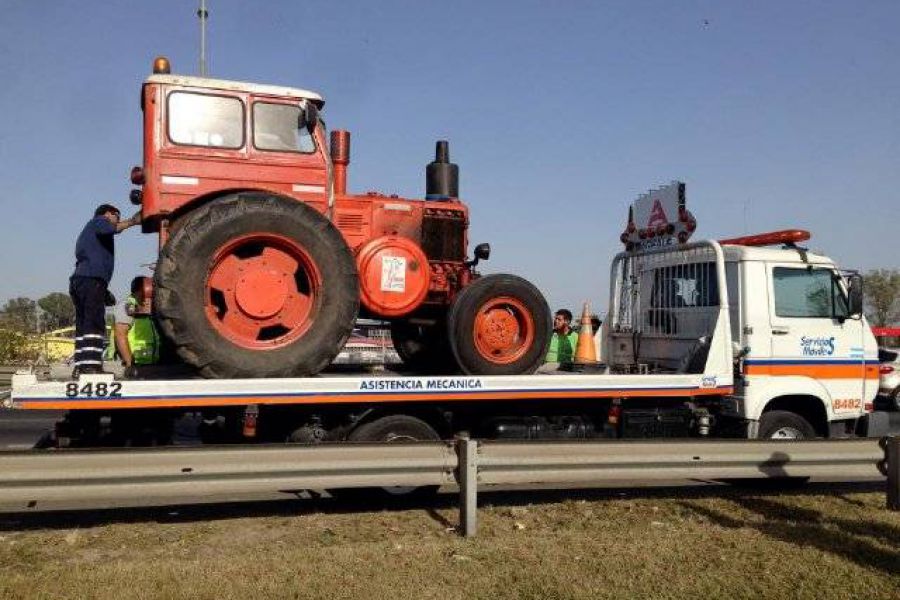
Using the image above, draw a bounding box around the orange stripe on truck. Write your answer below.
[744,364,880,379]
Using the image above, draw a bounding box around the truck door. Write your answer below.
[767,264,863,414]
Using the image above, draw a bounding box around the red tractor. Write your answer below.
[129,57,550,378]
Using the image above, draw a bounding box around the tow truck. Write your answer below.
[4,182,889,446]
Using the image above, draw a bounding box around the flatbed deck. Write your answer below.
[6,368,734,411]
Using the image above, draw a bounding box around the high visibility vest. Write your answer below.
[128,316,160,365]
[545,331,578,363]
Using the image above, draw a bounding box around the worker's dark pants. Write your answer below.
[69,276,108,369]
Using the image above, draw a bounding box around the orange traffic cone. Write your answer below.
[574,302,598,364]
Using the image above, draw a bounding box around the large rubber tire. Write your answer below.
[346,414,441,499]
[155,193,359,378]
[391,320,458,373]
[448,274,551,375]
[758,410,816,440]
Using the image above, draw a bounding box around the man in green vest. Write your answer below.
[111,277,160,375]
[545,308,579,363]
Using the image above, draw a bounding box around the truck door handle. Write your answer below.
[772,327,790,336]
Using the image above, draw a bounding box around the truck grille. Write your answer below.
[422,210,466,262]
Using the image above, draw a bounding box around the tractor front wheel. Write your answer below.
[447,274,550,375]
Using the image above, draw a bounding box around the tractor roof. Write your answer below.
[145,74,325,107]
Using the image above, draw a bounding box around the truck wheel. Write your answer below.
[447,274,551,375]
[758,410,816,440]
[155,193,359,378]
[391,321,457,373]
[346,415,441,498]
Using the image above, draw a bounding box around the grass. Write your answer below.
[0,484,898,600]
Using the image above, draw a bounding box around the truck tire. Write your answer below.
[447,274,551,375]
[391,321,457,373]
[155,192,359,378]
[346,415,441,498]
[758,410,816,440]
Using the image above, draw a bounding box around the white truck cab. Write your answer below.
[725,239,880,438]
[605,223,885,440]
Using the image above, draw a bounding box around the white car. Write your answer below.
[878,347,900,411]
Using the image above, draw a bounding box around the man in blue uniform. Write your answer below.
[70,204,141,376]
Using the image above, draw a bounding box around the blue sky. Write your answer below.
[0,0,897,315]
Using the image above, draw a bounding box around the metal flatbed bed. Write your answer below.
[6,368,734,411]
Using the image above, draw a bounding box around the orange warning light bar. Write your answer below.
[719,229,810,247]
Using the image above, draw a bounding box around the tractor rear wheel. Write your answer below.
[447,274,551,375]
[155,192,359,378]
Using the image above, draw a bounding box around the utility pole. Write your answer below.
[197,0,209,77]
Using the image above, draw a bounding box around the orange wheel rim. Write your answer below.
[205,233,322,350]
[472,296,534,364]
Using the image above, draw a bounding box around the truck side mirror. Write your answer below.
[298,103,319,134]
[847,273,863,317]
[466,243,491,268]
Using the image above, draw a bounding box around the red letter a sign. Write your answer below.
[647,199,668,228]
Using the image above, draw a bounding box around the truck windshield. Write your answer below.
[773,267,849,319]
[253,102,315,153]
[167,92,244,149]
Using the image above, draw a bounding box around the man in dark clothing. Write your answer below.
[70,204,141,376]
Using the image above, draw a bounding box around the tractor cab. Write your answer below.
[135,57,328,231]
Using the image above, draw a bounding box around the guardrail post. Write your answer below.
[883,436,900,511]
[456,435,478,537]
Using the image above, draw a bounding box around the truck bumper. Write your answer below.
[856,412,890,438]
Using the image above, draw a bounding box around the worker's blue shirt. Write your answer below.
[72,216,116,283]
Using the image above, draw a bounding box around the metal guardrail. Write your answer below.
[0,365,50,389]
[476,439,883,483]
[461,437,890,536]
[0,437,894,537]
[0,442,457,507]
[878,436,900,510]
[0,366,18,389]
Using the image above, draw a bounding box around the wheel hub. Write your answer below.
[205,234,321,349]
[770,427,802,440]
[235,269,288,319]
[478,309,520,352]
[472,296,534,364]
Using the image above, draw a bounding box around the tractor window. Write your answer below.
[773,267,848,318]
[253,103,315,153]
[167,92,244,149]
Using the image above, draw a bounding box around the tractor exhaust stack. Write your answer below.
[426,140,459,200]
[330,130,351,195]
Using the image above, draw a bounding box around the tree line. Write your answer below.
[0,293,76,363]
[0,293,76,333]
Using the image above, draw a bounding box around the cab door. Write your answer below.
[767,264,864,414]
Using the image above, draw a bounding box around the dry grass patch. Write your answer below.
[0,486,897,600]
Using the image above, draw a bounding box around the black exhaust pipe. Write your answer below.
[425,140,459,200]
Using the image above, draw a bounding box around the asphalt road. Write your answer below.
[1,404,898,450]
[0,408,64,449]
